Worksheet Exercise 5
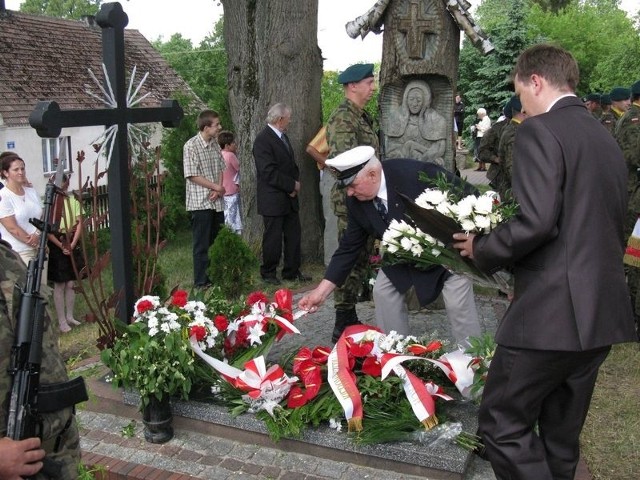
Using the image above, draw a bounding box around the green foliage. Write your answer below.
[458,0,530,121]
[207,227,259,300]
[20,0,102,18]
[159,94,201,236]
[154,19,232,129]
[527,0,640,95]
[77,462,106,480]
[101,318,195,409]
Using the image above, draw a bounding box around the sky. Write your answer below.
[5,0,639,72]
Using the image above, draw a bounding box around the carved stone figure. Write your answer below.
[347,0,492,170]
[384,80,446,164]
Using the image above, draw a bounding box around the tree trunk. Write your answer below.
[221,0,323,262]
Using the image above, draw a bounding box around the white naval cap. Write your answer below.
[325,145,376,188]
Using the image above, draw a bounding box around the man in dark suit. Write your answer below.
[453,44,638,480]
[298,146,482,345]
[253,103,310,284]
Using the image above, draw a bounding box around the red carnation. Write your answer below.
[214,314,229,331]
[172,290,188,307]
[190,325,207,341]
[246,291,268,306]
[136,299,154,314]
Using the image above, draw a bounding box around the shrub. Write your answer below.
[207,227,259,299]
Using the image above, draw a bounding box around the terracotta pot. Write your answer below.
[142,395,173,444]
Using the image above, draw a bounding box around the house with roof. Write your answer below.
[0,4,204,193]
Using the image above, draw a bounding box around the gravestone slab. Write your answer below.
[123,389,479,479]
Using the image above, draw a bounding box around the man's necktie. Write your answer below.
[374,197,388,224]
[281,134,292,153]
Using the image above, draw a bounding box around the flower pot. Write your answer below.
[142,396,174,444]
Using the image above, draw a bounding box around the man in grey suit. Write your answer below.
[453,44,637,480]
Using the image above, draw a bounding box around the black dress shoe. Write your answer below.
[283,272,312,282]
[261,276,280,285]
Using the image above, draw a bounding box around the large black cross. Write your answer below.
[29,2,183,324]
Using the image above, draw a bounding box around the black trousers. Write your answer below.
[260,211,301,279]
[190,209,224,286]
[478,344,610,480]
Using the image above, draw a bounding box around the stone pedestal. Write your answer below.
[124,390,479,479]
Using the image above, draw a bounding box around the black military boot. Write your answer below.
[332,308,361,343]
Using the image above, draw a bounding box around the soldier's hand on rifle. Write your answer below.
[0,437,45,480]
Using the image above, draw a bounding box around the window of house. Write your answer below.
[42,136,72,174]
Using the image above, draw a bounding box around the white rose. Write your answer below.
[400,237,414,252]
[460,218,476,232]
[474,194,495,215]
[411,244,423,256]
[475,215,492,231]
[455,195,476,218]
[386,243,399,254]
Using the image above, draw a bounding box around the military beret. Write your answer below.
[510,95,522,113]
[337,63,375,85]
[502,98,513,119]
[600,94,611,105]
[631,81,640,96]
[325,146,375,188]
[583,93,601,103]
[610,87,631,101]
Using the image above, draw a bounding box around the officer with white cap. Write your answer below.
[299,147,482,345]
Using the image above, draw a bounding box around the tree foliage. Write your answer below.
[527,0,640,94]
[458,0,640,123]
[154,19,232,130]
[20,0,102,18]
[458,0,530,122]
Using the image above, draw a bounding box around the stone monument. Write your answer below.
[347,0,493,171]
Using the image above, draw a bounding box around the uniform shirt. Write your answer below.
[326,98,380,159]
[183,132,225,212]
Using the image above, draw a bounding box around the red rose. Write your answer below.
[214,314,229,331]
[172,290,188,307]
[246,291,268,306]
[190,325,207,341]
[136,299,154,314]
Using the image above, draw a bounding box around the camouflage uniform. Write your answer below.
[614,101,640,336]
[601,110,616,135]
[326,97,379,329]
[496,118,523,201]
[479,118,508,193]
[0,240,80,479]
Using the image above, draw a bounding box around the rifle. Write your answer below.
[6,159,87,477]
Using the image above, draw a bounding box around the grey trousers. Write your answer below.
[320,171,338,266]
[373,270,482,346]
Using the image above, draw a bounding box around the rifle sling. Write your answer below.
[38,377,88,413]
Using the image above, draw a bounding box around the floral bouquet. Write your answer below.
[101,289,208,409]
[211,325,480,445]
[188,289,305,405]
[383,174,516,291]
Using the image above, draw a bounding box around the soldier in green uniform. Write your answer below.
[600,94,616,134]
[614,80,640,338]
[481,99,511,193]
[582,92,602,120]
[610,87,631,123]
[0,238,82,479]
[497,96,527,202]
[325,63,379,342]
